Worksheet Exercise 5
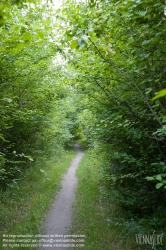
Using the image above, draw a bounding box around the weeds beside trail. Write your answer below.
[0,150,76,250]
[71,151,136,250]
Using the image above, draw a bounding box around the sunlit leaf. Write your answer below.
[152,89,166,101]
[70,40,78,49]
[90,36,98,42]
[22,32,32,41]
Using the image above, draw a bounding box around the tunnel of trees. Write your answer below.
[0,0,166,241]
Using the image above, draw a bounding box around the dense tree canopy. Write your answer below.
[0,0,78,188]
[58,0,166,236]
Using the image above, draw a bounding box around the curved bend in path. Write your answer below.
[39,143,84,250]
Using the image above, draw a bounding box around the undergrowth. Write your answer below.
[70,151,137,250]
[0,149,76,250]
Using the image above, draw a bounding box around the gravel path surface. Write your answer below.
[39,143,84,250]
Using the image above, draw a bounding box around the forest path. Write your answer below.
[39,143,84,250]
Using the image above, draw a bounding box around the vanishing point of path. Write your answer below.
[39,143,84,250]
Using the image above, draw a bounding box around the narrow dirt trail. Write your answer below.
[39,143,84,250]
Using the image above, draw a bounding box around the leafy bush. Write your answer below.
[60,0,166,236]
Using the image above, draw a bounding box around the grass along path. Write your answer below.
[0,150,76,250]
[70,151,136,250]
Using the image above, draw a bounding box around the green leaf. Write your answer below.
[43,20,51,25]
[70,40,78,49]
[22,32,32,41]
[142,40,151,46]
[146,176,155,181]
[156,183,164,189]
[152,89,166,101]
[137,11,147,16]
[0,134,7,142]
[36,31,45,39]
[155,174,162,181]
[3,98,13,103]
[90,36,98,42]
[111,177,117,182]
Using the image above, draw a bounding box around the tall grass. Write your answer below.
[0,150,76,250]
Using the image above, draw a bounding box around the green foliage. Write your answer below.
[71,151,135,250]
[153,89,166,101]
[0,1,78,188]
[1,0,166,243]
[60,0,166,236]
[0,150,76,250]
